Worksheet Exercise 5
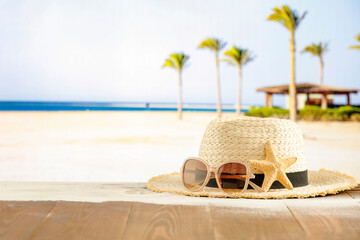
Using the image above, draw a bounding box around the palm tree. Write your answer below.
[198,38,227,117]
[349,34,360,50]
[223,46,255,115]
[162,53,189,120]
[267,6,307,122]
[302,42,329,85]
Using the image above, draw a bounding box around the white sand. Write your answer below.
[0,111,359,183]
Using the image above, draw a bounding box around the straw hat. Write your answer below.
[147,116,357,199]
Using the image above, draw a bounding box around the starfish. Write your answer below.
[249,141,297,192]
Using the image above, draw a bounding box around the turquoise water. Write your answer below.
[0,101,249,112]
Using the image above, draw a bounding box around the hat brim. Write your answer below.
[146,169,357,199]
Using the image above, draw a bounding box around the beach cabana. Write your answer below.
[257,83,358,109]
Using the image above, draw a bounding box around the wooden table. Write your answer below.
[0,183,359,240]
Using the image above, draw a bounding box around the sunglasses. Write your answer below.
[181,157,264,193]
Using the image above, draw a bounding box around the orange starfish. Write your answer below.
[249,141,297,192]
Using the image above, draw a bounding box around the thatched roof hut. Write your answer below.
[256,83,358,109]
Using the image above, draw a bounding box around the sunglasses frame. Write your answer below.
[181,157,264,194]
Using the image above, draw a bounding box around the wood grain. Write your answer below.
[285,192,360,240]
[29,201,132,240]
[0,201,55,240]
[347,184,360,200]
[347,191,360,200]
[0,185,359,240]
[209,202,305,240]
[121,202,214,240]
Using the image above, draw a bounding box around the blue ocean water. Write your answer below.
[0,101,249,112]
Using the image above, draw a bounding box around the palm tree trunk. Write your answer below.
[178,71,182,120]
[320,59,324,85]
[215,55,222,118]
[289,33,297,122]
[236,65,242,115]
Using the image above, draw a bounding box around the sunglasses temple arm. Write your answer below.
[248,181,265,193]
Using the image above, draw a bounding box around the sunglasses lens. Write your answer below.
[218,163,247,192]
[183,159,208,191]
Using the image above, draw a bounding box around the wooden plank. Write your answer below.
[209,201,305,240]
[0,186,358,240]
[347,191,360,200]
[285,193,360,240]
[0,182,150,202]
[346,184,360,199]
[351,184,360,191]
[0,201,55,240]
[29,201,132,240]
[121,202,214,240]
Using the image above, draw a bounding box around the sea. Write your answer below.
[0,101,249,112]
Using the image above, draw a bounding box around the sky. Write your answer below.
[0,0,359,107]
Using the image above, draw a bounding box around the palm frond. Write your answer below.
[181,55,190,68]
[222,46,255,67]
[302,42,329,59]
[295,11,307,29]
[198,38,227,53]
[354,34,360,42]
[267,5,306,32]
[162,59,176,69]
[162,52,190,72]
[349,34,360,50]
[221,58,237,66]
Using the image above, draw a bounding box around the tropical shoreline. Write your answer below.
[0,111,359,183]
[0,101,250,112]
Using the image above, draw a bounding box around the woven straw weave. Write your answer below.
[198,116,306,174]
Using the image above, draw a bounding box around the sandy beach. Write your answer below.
[0,111,359,183]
